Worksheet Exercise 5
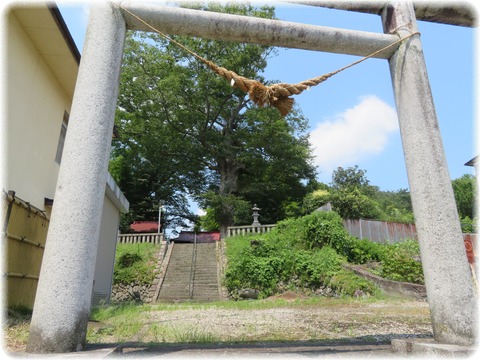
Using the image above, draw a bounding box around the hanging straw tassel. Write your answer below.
[116,3,419,117]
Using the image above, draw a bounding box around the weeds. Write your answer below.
[170,327,219,343]
[3,306,32,351]
[114,243,160,285]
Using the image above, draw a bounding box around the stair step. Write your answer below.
[156,242,220,302]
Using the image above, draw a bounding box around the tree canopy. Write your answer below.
[110,3,316,234]
[301,166,415,223]
[451,174,477,232]
[302,166,477,229]
[451,174,476,219]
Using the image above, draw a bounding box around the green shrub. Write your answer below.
[329,188,383,220]
[273,217,304,245]
[224,237,290,298]
[299,211,349,251]
[295,211,385,264]
[225,212,426,298]
[460,216,476,233]
[302,189,330,214]
[377,239,424,284]
[342,237,386,264]
[379,255,423,284]
[294,247,343,287]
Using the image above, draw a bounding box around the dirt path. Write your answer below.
[136,299,432,344]
[4,297,433,354]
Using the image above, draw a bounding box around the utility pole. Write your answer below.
[158,200,164,234]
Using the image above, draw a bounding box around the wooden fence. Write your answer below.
[226,224,277,237]
[3,191,49,308]
[117,232,164,244]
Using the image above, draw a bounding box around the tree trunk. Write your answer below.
[217,154,243,237]
[218,158,239,196]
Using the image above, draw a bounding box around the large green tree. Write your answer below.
[328,166,382,220]
[111,3,316,234]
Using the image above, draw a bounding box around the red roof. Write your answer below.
[129,221,159,233]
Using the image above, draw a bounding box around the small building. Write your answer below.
[465,155,478,176]
[174,231,221,243]
[3,4,129,308]
[129,221,160,233]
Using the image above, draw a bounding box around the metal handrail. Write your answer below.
[188,233,197,299]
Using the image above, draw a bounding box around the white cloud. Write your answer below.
[309,95,398,175]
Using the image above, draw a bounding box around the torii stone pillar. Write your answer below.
[383,1,477,345]
[26,3,126,353]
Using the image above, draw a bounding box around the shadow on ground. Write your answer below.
[85,333,432,357]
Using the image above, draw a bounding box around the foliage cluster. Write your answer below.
[300,166,414,223]
[301,166,476,231]
[461,216,478,233]
[374,239,424,284]
[452,174,477,233]
[225,211,425,299]
[225,211,380,299]
[113,243,160,285]
[197,192,252,231]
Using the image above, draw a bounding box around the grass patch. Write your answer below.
[114,243,160,285]
[89,296,385,320]
[88,302,147,343]
[3,307,32,351]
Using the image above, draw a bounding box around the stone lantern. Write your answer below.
[252,204,261,226]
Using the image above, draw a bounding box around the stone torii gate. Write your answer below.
[26,1,477,353]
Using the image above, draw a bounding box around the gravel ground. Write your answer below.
[134,299,433,343]
[4,297,433,354]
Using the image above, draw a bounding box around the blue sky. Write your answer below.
[57,0,476,192]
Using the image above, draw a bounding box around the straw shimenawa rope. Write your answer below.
[117,4,420,116]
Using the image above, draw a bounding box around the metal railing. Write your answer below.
[342,219,417,244]
[117,232,164,244]
[226,224,276,237]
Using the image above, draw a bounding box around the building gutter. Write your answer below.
[48,4,81,64]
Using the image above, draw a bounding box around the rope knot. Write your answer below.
[245,83,294,116]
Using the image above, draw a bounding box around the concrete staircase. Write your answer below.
[156,242,220,302]
[192,242,220,302]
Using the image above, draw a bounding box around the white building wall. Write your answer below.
[92,193,120,306]
[6,12,69,209]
